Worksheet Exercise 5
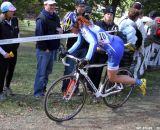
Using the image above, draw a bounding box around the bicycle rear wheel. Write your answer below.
[103,68,134,108]
[44,75,86,122]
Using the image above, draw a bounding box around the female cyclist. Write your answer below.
[61,12,146,95]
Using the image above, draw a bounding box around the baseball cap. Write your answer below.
[44,0,57,5]
[103,5,114,14]
[75,0,85,6]
[0,1,16,13]
[132,2,143,10]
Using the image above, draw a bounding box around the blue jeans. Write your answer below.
[34,49,56,96]
[62,48,88,91]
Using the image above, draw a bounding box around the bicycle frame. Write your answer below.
[62,55,123,98]
[79,68,123,98]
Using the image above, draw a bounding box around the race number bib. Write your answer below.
[97,32,110,46]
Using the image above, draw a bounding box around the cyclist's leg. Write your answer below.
[107,69,146,96]
[107,37,146,95]
[107,51,146,96]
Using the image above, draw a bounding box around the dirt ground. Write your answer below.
[0,88,160,130]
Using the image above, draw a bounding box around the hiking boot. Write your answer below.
[0,92,6,101]
[4,87,14,96]
[139,79,146,96]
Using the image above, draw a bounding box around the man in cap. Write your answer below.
[34,0,62,98]
[0,1,19,101]
[132,2,146,42]
[61,0,89,95]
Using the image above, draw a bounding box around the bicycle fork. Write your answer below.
[63,73,79,100]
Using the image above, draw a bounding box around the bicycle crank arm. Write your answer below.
[101,90,122,97]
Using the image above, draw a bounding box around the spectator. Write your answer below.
[132,2,146,45]
[87,5,118,92]
[61,0,89,95]
[145,10,159,37]
[118,8,142,71]
[0,1,19,101]
[34,0,62,97]
[155,17,160,38]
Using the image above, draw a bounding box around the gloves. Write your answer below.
[59,50,69,59]
[9,51,14,57]
[79,59,89,69]
[124,43,136,52]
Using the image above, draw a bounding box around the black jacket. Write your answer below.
[36,9,61,51]
[96,20,118,33]
[0,16,19,53]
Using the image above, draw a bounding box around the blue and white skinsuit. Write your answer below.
[68,24,124,70]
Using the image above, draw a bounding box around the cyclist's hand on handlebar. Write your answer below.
[59,50,69,59]
[79,59,89,69]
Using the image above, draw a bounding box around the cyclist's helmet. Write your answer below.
[0,1,16,13]
[62,12,77,32]
[75,0,85,5]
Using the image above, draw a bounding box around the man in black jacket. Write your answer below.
[61,0,88,95]
[0,1,19,101]
[34,0,62,97]
[87,5,118,93]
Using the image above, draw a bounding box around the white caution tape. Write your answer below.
[0,33,77,45]
[0,30,117,45]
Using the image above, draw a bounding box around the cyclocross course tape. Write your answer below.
[0,33,77,45]
[0,30,117,45]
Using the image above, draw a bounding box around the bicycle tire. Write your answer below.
[102,68,134,108]
[44,75,86,122]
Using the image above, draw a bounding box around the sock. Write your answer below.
[135,79,142,87]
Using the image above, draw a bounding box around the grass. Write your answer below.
[0,20,160,115]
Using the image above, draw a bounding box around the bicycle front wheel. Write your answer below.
[44,75,86,122]
[103,68,134,108]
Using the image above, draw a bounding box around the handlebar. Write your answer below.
[62,54,107,69]
[62,54,81,66]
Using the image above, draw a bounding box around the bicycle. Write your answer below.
[44,54,134,122]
